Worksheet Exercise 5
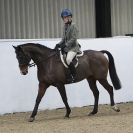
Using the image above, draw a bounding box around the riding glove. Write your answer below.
[54,44,60,50]
[60,44,66,49]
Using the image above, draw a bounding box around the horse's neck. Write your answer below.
[25,45,53,64]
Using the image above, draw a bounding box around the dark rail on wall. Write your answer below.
[95,0,112,38]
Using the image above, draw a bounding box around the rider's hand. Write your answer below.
[60,44,66,49]
[54,44,60,50]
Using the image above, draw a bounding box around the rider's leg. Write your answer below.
[66,51,77,82]
[66,51,77,65]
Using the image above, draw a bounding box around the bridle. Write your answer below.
[28,62,36,67]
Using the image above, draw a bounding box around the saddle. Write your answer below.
[59,49,84,68]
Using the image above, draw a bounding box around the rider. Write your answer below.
[55,9,81,82]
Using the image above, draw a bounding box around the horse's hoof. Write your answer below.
[28,117,35,122]
[88,111,97,116]
[64,114,70,119]
[64,116,70,119]
[112,105,120,112]
[64,115,70,118]
[64,109,71,119]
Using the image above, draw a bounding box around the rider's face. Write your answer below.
[63,16,72,24]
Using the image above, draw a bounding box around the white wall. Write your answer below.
[0,37,133,115]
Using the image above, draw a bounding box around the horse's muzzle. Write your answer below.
[19,65,28,75]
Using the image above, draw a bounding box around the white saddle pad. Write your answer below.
[59,50,84,68]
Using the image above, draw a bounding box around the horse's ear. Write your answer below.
[13,45,23,51]
[12,45,17,49]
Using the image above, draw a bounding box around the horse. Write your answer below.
[13,43,121,122]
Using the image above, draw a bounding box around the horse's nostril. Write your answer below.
[20,69,28,75]
[23,72,26,75]
[23,71,28,75]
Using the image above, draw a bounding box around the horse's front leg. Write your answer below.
[29,82,49,122]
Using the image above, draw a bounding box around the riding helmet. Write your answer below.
[61,9,72,18]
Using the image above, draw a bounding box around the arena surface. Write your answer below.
[0,102,133,133]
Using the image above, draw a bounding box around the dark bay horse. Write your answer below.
[13,43,121,122]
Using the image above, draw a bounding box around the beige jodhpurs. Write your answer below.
[66,51,77,65]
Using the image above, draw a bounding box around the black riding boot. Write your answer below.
[68,62,76,83]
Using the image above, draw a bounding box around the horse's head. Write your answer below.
[13,45,31,75]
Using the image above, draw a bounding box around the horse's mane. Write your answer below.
[20,43,53,51]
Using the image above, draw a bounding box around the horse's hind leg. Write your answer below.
[56,84,71,118]
[98,79,120,112]
[87,78,99,115]
[29,82,49,122]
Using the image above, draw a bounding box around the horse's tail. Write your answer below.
[100,50,121,90]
